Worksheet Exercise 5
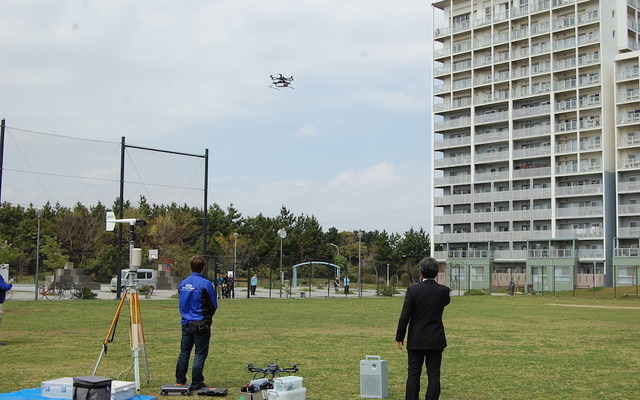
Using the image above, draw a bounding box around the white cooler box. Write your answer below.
[41,378,135,400]
[267,387,306,400]
[41,378,73,399]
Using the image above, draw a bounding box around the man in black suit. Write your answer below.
[395,257,451,400]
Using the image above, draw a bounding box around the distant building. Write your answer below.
[431,0,640,291]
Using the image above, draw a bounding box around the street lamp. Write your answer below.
[357,231,363,298]
[34,208,43,300]
[233,232,238,299]
[330,243,340,257]
[277,228,287,298]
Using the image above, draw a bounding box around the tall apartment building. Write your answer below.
[431,0,640,291]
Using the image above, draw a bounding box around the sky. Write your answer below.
[0,0,433,235]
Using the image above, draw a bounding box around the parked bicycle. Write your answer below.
[38,282,83,300]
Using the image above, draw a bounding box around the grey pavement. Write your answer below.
[6,283,393,301]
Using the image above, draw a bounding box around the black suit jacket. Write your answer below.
[395,279,451,351]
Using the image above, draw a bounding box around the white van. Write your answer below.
[110,269,157,293]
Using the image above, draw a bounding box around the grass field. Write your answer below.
[1,294,639,399]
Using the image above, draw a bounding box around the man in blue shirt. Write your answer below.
[175,256,218,391]
[0,274,13,346]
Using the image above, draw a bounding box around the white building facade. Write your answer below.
[431,0,640,291]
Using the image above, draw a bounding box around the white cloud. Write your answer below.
[294,124,317,137]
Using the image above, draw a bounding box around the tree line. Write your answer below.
[0,197,431,285]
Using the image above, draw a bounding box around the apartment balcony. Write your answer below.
[433,98,473,112]
[434,174,472,186]
[618,158,640,170]
[556,227,603,238]
[579,117,601,130]
[476,110,509,124]
[513,104,551,119]
[617,180,640,192]
[554,57,577,71]
[433,192,473,206]
[434,154,472,168]
[513,166,552,179]
[554,37,576,51]
[434,135,471,150]
[493,249,528,260]
[618,204,640,215]
[512,187,552,200]
[553,0,577,9]
[614,247,640,257]
[475,150,510,163]
[617,89,640,103]
[512,146,552,159]
[531,43,552,56]
[617,227,640,237]
[556,205,603,218]
[475,170,510,182]
[553,16,576,31]
[556,141,578,154]
[579,140,601,151]
[513,123,552,139]
[578,52,599,66]
[473,35,493,50]
[555,184,602,197]
[579,75,601,88]
[434,213,473,225]
[434,26,450,39]
[555,161,601,174]
[531,0,551,14]
[555,79,578,91]
[617,67,640,82]
[577,248,605,259]
[475,91,510,105]
[579,97,601,109]
[577,10,599,25]
[617,113,640,125]
[556,120,578,132]
[577,33,600,47]
[530,20,551,35]
[434,117,471,131]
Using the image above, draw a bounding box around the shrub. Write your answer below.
[464,289,490,296]
[379,285,399,296]
[81,286,98,299]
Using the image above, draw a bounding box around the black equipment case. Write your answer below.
[160,384,191,396]
[197,387,228,396]
[73,376,112,400]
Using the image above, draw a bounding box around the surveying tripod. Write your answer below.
[94,216,151,392]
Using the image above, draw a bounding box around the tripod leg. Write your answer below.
[93,292,128,375]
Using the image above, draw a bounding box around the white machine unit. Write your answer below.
[360,355,388,399]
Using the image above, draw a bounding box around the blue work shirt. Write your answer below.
[178,272,218,325]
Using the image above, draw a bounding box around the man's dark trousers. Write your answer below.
[406,349,443,400]
[176,323,211,387]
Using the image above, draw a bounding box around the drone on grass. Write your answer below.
[245,360,300,379]
[269,74,294,90]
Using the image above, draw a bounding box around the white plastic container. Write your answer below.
[111,381,135,400]
[272,376,303,392]
[41,377,73,399]
[267,387,306,400]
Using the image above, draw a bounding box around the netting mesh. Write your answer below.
[2,126,206,208]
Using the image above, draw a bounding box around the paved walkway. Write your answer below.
[7,284,394,301]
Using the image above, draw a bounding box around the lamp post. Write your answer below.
[233,232,238,299]
[34,208,43,300]
[357,231,363,297]
[330,243,340,257]
[277,229,287,298]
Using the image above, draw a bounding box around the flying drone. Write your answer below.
[269,74,294,90]
[245,360,300,379]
